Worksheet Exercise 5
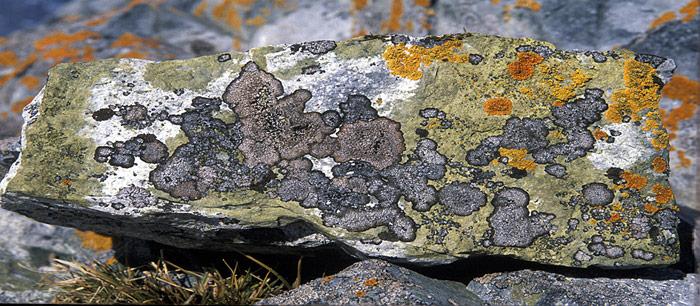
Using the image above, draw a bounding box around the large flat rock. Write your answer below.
[0,33,680,267]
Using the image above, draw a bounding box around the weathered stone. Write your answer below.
[0,33,680,267]
[467,269,699,305]
[258,259,483,305]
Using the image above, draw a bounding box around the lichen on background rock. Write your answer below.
[0,33,682,268]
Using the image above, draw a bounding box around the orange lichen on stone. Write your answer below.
[652,156,668,173]
[649,11,677,29]
[363,277,379,286]
[483,97,513,116]
[194,0,208,16]
[0,50,18,66]
[608,212,621,223]
[652,183,674,204]
[75,230,113,252]
[677,150,692,168]
[34,30,99,64]
[662,75,700,132]
[246,15,266,26]
[491,0,501,4]
[111,32,159,49]
[680,0,699,22]
[355,290,366,298]
[34,30,100,51]
[415,0,431,7]
[621,171,648,189]
[213,0,243,30]
[0,36,6,45]
[321,275,335,284]
[593,128,608,140]
[382,0,404,32]
[507,51,543,81]
[10,96,34,114]
[19,75,40,90]
[0,53,37,87]
[383,40,469,80]
[606,59,660,123]
[498,148,536,170]
[353,0,368,11]
[514,0,541,12]
[644,203,660,214]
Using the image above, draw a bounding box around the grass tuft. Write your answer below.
[44,256,288,304]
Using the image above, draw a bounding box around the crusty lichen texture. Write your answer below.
[0,33,680,268]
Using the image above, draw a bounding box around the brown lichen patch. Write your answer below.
[19,75,41,90]
[75,230,113,252]
[363,277,379,286]
[483,97,513,116]
[334,118,405,170]
[593,128,608,140]
[652,183,674,204]
[383,39,469,80]
[621,171,648,190]
[652,156,668,173]
[514,0,541,12]
[10,96,34,114]
[680,0,699,22]
[649,11,677,29]
[507,51,543,81]
[498,148,536,170]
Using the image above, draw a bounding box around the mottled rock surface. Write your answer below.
[0,33,681,268]
[258,259,483,305]
[467,269,699,305]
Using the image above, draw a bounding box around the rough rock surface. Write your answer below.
[0,33,681,268]
[258,259,483,305]
[467,269,699,305]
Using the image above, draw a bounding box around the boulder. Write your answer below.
[0,33,680,267]
[467,269,699,305]
[258,259,483,305]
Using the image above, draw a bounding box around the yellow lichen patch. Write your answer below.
[649,11,677,29]
[10,96,34,114]
[382,0,404,32]
[483,97,513,116]
[518,86,534,99]
[514,0,541,12]
[75,230,113,252]
[677,150,692,168]
[498,148,536,170]
[539,65,591,103]
[363,277,379,286]
[652,183,674,204]
[606,59,660,123]
[507,51,543,81]
[0,50,18,66]
[621,171,648,190]
[680,0,699,22]
[382,40,469,80]
[652,156,668,173]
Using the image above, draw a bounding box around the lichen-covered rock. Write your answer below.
[0,33,681,267]
[467,269,699,305]
[258,259,483,305]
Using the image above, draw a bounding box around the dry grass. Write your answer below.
[45,255,290,304]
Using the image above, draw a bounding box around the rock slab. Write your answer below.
[0,33,680,267]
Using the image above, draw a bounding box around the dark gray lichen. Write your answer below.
[487,187,554,247]
[437,182,486,216]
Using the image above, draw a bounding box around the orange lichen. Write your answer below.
[593,128,608,140]
[498,148,536,171]
[84,15,110,27]
[507,51,543,81]
[383,40,469,80]
[0,36,6,45]
[652,183,674,204]
[652,156,668,173]
[677,150,692,168]
[363,278,379,286]
[491,0,501,4]
[213,0,243,30]
[644,203,660,214]
[34,30,100,51]
[415,0,431,7]
[355,290,366,298]
[662,75,700,132]
[0,53,36,87]
[621,171,648,189]
[194,0,208,16]
[10,96,34,114]
[116,50,149,59]
[606,59,660,123]
[0,50,18,66]
[382,0,404,32]
[680,0,699,22]
[245,15,266,26]
[649,11,677,29]
[514,0,541,12]
[0,112,7,119]
[353,0,368,11]
[111,32,159,49]
[321,275,335,284]
[483,97,513,116]
[75,230,113,252]
[608,212,621,223]
[19,75,40,90]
